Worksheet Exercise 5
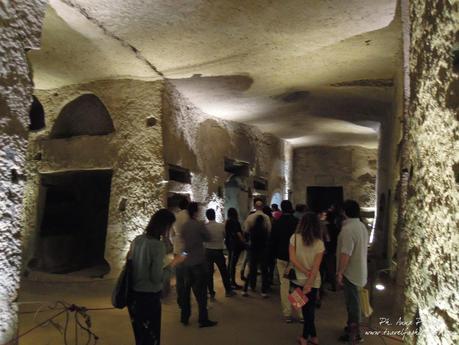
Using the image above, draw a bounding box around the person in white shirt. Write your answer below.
[243,200,272,233]
[204,209,236,299]
[336,200,369,343]
[170,198,190,317]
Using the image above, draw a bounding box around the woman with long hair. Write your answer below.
[225,208,246,289]
[289,212,325,345]
[128,209,185,345]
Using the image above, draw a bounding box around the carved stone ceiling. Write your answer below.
[29,0,401,148]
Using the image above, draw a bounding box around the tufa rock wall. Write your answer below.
[292,146,378,208]
[0,0,47,342]
[162,83,291,220]
[21,80,167,278]
[401,1,459,344]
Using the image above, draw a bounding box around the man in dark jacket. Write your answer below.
[269,200,301,322]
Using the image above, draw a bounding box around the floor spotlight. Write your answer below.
[375,283,385,291]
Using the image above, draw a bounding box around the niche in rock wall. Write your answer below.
[167,192,190,209]
[224,158,250,220]
[31,170,112,275]
[168,164,191,183]
[29,96,45,131]
[50,94,114,139]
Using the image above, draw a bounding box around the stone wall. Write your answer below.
[162,83,291,220]
[400,1,459,344]
[292,146,378,208]
[22,80,167,278]
[0,0,47,342]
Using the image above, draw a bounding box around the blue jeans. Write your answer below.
[343,277,361,334]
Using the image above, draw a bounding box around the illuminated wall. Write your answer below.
[401,1,459,344]
[292,145,378,208]
[22,80,167,277]
[162,83,292,219]
[0,1,47,342]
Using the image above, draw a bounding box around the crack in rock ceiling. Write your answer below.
[29,0,400,148]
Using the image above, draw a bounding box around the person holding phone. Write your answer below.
[128,209,186,345]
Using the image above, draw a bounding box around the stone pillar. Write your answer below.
[0,1,46,342]
[401,1,459,344]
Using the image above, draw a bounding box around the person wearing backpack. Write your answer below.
[242,214,270,297]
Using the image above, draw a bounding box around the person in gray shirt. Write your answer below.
[336,200,369,343]
[128,209,185,345]
[180,202,218,328]
[204,208,235,299]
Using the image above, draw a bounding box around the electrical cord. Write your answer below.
[2,301,111,345]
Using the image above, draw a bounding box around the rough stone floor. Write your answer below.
[18,273,401,345]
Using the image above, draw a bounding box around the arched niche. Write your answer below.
[50,94,114,139]
[29,96,45,131]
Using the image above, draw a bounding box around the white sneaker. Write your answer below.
[260,293,269,298]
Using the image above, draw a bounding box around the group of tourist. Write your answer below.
[125,196,368,345]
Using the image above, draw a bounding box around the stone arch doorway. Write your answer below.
[30,170,112,275]
[50,94,115,139]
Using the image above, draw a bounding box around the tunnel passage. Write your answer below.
[224,158,250,220]
[50,94,114,139]
[31,170,112,275]
[306,186,344,212]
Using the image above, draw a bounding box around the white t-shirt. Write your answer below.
[171,209,189,254]
[289,234,325,288]
[337,218,369,287]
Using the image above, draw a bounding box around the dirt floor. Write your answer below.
[18,270,403,345]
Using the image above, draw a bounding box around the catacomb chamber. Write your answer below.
[30,170,112,274]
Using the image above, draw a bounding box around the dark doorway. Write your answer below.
[32,170,112,274]
[167,192,190,210]
[306,186,344,213]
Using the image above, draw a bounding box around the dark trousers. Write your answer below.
[227,248,242,285]
[205,248,232,294]
[181,263,209,323]
[343,277,361,333]
[128,291,161,345]
[243,249,269,293]
[175,263,186,309]
[292,284,318,339]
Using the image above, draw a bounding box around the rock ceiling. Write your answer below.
[29,0,401,148]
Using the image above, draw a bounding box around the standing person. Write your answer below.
[180,202,218,328]
[240,199,271,281]
[270,200,301,323]
[170,198,189,313]
[272,203,282,220]
[225,208,245,289]
[293,204,308,221]
[316,210,330,308]
[128,209,185,345]
[242,215,270,297]
[325,208,340,291]
[204,208,236,299]
[336,200,368,343]
[289,212,325,345]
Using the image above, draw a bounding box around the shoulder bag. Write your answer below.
[111,242,135,309]
[283,233,297,281]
